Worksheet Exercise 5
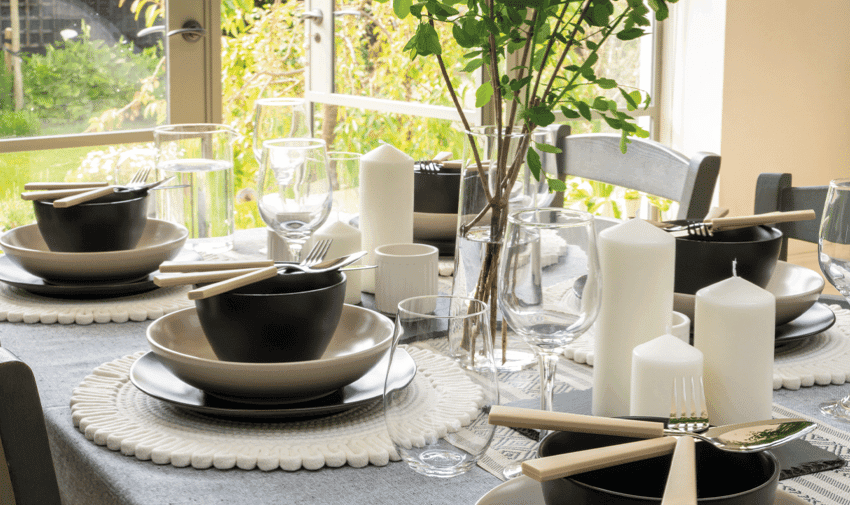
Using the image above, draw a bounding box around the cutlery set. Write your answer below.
[490,374,817,504]
[20,168,177,208]
[651,209,816,237]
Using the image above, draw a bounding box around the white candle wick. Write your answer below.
[732,258,738,277]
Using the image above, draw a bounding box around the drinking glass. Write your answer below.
[497,208,602,478]
[154,124,235,253]
[252,97,310,162]
[818,178,850,420]
[257,139,333,262]
[383,295,499,478]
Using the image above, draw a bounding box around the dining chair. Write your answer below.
[753,172,828,261]
[546,126,721,220]
[0,347,63,505]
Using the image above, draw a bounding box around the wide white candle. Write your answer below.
[312,218,362,304]
[592,218,676,417]
[630,334,704,417]
[359,144,414,292]
[693,276,775,425]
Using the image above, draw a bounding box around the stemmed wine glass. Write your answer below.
[818,178,850,420]
[252,98,310,162]
[257,138,333,263]
[497,208,602,478]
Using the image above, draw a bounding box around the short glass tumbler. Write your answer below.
[383,295,499,478]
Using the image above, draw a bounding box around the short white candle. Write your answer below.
[313,218,362,304]
[693,276,775,425]
[359,144,414,292]
[592,218,676,417]
[630,334,704,418]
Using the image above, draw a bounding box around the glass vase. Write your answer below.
[450,125,554,371]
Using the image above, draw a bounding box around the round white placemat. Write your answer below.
[70,346,484,471]
[0,282,193,324]
[562,304,850,391]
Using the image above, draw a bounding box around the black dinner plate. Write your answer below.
[774,302,836,345]
[0,249,201,299]
[129,349,417,420]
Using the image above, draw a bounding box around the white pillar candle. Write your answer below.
[630,334,704,417]
[312,218,363,304]
[592,219,676,417]
[359,144,414,292]
[693,276,775,425]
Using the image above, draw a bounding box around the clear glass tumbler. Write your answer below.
[383,295,499,478]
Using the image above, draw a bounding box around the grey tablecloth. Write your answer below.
[1,228,849,505]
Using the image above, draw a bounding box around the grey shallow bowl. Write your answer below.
[194,271,347,363]
[0,220,187,282]
[672,222,783,295]
[539,420,779,505]
[147,304,394,401]
[33,191,148,252]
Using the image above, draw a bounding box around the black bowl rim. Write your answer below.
[672,223,782,244]
[206,271,347,298]
[32,192,147,207]
[540,419,780,502]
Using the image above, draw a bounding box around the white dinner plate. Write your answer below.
[674,261,824,326]
[146,304,394,401]
[0,219,188,282]
[475,475,809,505]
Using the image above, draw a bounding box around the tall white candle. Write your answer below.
[312,218,362,304]
[630,333,704,417]
[693,276,775,425]
[359,144,414,292]
[592,218,676,417]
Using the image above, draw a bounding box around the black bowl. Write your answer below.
[193,271,347,363]
[413,165,462,214]
[33,191,148,252]
[538,423,779,505]
[672,222,782,295]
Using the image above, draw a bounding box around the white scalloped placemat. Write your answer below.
[70,346,485,471]
[562,304,850,391]
[0,282,193,324]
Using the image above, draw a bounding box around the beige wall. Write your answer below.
[719,0,850,288]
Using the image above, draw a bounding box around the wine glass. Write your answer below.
[497,208,602,478]
[818,178,850,420]
[252,98,310,162]
[257,138,333,263]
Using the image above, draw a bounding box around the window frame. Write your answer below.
[0,0,219,154]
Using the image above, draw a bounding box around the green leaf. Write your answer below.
[393,0,413,18]
[527,106,555,127]
[560,106,581,119]
[603,115,622,129]
[575,101,592,121]
[461,58,484,73]
[619,129,629,153]
[510,75,532,92]
[649,0,671,21]
[475,82,494,108]
[547,178,567,192]
[617,27,645,41]
[452,22,478,48]
[592,97,609,111]
[620,88,638,110]
[596,78,617,89]
[526,148,542,181]
[534,142,562,154]
[586,40,598,50]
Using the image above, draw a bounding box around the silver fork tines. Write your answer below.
[128,167,152,186]
[669,376,710,433]
[302,239,332,267]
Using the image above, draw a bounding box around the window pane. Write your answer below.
[0,1,164,138]
[332,2,476,110]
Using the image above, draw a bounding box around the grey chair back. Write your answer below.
[754,173,829,261]
[548,126,721,220]
[0,347,62,505]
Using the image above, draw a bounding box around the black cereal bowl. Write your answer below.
[33,191,149,252]
[193,271,347,363]
[538,424,779,505]
[672,222,783,295]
